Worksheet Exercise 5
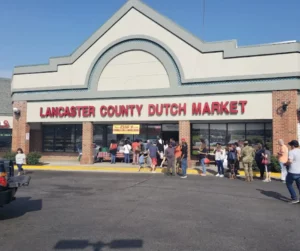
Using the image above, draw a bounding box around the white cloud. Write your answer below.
[0,70,12,78]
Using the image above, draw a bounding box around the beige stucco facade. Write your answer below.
[12,7,300,91]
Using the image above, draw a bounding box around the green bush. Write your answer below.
[26,152,42,165]
[3,151,17,161]
[270,155,281,172]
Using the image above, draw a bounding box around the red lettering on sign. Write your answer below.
[202,102,211,115]
[148,104,155,116]
[100,106,107,117]
[230,101,238,114]
[136,105,143,116]
[239,100,247,114]
[40,108,45,118]
[178,103,186,115]
[220,102,229,114]
[211,102,220,115]
[192,103,201,115]
[164,103,171,116]
[170,103,178,116]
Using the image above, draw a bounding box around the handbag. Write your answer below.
[204,158,210,164]
[262,158,269,165]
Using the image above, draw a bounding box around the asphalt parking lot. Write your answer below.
[1,171,300,251]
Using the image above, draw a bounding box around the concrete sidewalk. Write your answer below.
[16,161,282,178]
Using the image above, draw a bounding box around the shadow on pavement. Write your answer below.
[54,239,143,251]
[256,189,290,202]
[0,197,42,220]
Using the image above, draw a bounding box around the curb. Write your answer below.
[14,166,282,178]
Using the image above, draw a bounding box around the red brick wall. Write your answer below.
[272,90,298,153]
[80,122,94,164]
[179,120,191,164]
[12,101,30,154]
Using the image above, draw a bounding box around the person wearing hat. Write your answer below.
[285,140,300,204]
[180,138,188,178]
[241,141,255,182]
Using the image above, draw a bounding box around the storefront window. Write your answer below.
[210,124,227,147]
[246,123,264,145]
[42,125,82,152]
[192,124,209,156]
[147,125,161,142]
[228,124,245,143]
[93,125,105,147]
[133,124,147,142]
[191,122,272,157]
[0,129,12,152]
[265,123,272,150]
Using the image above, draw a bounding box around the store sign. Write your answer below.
[39,101,247,118]
[113,124,140,134]
[0,120,10,128]
[29,93,272,122]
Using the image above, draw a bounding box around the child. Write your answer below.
[138,151,149,172]
[15,148,26,176]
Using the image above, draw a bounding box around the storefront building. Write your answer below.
[0,78,13,154]
[11,0,300,164]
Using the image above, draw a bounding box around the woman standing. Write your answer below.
[255,144,264,179]
[227,144,237,179]
[124,140,132,164]
[262,145,272,182]
[15,148,26,176]
[109,140,118,164]
[214,143,225,177]
[199,142,208,176]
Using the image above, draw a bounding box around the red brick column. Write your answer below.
[80,122,94,164]
[272,90,298,153]
[12,101,30,154]
[179,120,191,164]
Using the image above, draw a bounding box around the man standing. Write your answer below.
[181,139,188,179]
[235,142,242,176]
[165,142,175,176]
[131,140,141,165]
[277,139,289,183]
[285,140,300,204]
[241,141,255,182]
[148,141,159,173]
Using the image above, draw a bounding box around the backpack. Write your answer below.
[135,144,141,153]
[228,150,236,160]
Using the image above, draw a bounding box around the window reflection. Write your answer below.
[246,123,264,145]
[228,124,245,144]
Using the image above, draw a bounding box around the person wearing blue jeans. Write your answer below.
[180,139,188,178]
[285,140,300,204]
[111,153,116,164]
[124,153,130,163]
[214,143,225,177]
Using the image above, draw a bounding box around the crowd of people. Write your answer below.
[109,137,189,178]
[107,136,300,204]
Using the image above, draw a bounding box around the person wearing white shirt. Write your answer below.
[214,143,226,177]
[124,141,132,164]
[15,148,26,176]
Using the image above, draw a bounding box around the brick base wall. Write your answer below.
[179,120,191,165]
[80,122,94,164]
[272,90,298,153]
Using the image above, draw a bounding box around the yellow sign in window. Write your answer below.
[113,125,140,134]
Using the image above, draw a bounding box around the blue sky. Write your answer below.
[1,0,299,78]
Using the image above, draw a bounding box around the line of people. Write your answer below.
[198,140,272,182]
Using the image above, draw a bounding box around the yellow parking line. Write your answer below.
[14,166,281,177]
